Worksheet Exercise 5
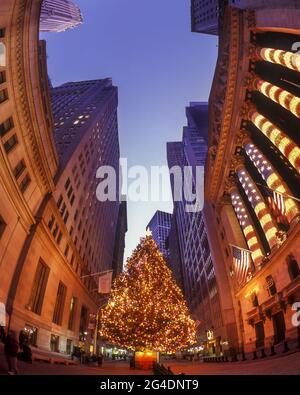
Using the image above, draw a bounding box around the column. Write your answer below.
[253,78,300,119]
[249,110,300,174]
[237,168,278,249]
[244,142,299,223]
[258,47,300,72]
[230,190,264,267]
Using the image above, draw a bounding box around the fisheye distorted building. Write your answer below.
[202,2,300,355]
[167,103,238,356]
[0,0,125,354]
[40,0,83,33]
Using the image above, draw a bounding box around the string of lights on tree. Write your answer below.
[99,235,196,353]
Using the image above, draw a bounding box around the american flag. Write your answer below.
[272,190,286,217]
[266,188,288,226]
[232,246,250,285]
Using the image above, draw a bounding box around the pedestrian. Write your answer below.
[0,326,5,343]
[4,330,19,375]
[18,330,27,350]
[18,341,32,363]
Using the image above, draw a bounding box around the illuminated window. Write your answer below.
[0,42,6,67]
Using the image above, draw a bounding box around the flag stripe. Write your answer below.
[232,246,251,285]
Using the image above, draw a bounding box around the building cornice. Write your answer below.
[205,8,252,203]
[8,0,58,195]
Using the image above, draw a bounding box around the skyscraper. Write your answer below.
[40,0,83,33]
[50,78,121,279]
[191,0,221,35]
[167,103,237,357]
[147,210,172,259]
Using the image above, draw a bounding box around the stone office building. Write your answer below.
[0,0,124,354]
[203,4,300,354]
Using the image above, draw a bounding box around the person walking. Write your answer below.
[4,330,19,375]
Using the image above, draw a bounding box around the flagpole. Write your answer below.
[229,243,252,254]
[256,182,300,203]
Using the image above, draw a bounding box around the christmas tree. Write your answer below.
[99,235,196,353]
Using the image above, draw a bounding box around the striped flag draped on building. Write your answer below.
[266,188,288,226]
[272,190,286,217]
[232,246,251,285]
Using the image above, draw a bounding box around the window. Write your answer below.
[13,159,26,179]
[64,178,70,191]
[29,259,50,315]
[64,244,69,257]
[19,174,31,193]
[79,305,88,340]
[57,231,62,245]
[67,186,73,199]
[52,282,67,325]
[266,275,277,296]
[251,293,259,307]
[60,203,66,216]
[66,339,72,354]
[48,215,55,231]
[52,224,59,238]
[287,255,300,280]
[63,211,69,225]
[0,43,5,67]
[68,296,77,330]
[0,88,8,103]
[0,215,6,239]
[70,194,75,206]
[50,334,59,352]
[57,195,63,209]
[3,134,18,153]
[0,28,5,38]
[0,117,13,137]
[0,71,6,84]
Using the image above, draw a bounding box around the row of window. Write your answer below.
[28,258,87,332]
[251,257,300,307]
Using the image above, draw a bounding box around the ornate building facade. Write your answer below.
[0,0,124,354]
[204,4,300,354]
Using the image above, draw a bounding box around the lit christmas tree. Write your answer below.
[99,235,196,353]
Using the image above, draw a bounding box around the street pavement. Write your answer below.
[0,350,299,375]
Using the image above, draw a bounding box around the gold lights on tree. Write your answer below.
[99,235,196,353]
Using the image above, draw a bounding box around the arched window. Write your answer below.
[287,254,300,281]
[266,275,277,296]
[0,42,6,67]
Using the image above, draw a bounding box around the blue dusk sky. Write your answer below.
[41,0,218,262]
